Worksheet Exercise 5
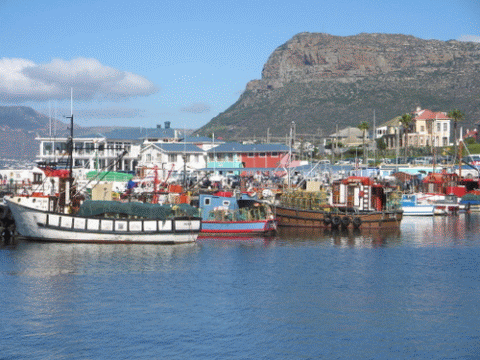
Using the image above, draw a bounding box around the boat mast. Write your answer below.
[373,109,376,164]
[66,88,74,201]
[287,122,294,189]
[433,114,437,173]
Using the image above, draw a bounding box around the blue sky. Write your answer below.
[1,0,479,130]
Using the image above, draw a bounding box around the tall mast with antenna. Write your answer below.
[184,125,187,188]
[66,88,74,198]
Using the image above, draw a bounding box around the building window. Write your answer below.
[146,154,152,162]
[204,198,211,206]
[271,152,278,157]
[168,154,176,162]
[421,126,425,132]
[260,152,266,157]
[437,123,441,132]
[248,153,254,157]
[444,123,448,131]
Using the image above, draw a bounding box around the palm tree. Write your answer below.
[399,114,413,161]
[447,109,465,163]
[358,121,369,165]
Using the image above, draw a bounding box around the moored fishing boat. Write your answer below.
[198,191,277,237]
[5,107,202,244]
[6,197,201,244]
[275,176,403,229]
[460,190,480,211]
[400,193,436,216]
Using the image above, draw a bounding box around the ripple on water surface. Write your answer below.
[1,213,480,359]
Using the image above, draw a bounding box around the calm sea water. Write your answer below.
[1,214,480,359]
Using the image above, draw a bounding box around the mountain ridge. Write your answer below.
[196,32,480,140]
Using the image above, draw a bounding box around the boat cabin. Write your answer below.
[331,176,399,212]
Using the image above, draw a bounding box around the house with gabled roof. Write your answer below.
[377,107,451,150]
[375,116,403,150]
[326,127,366,148]
[138,142,206,178]
[410,108,450,147]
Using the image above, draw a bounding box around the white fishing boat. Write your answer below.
[6,197,201,244]
[5,103,201,244]
[400,194,435,216]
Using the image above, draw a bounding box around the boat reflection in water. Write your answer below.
[277,226,402,248]
[8,241,201,277]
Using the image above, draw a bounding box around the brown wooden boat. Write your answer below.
[275,176,403,229]
[275,206,403,229]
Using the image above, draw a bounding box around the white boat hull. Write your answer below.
[401,205,435,216]
[7,199,201,244]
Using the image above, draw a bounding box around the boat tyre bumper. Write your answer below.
[353,217,362,229]
[341,216,351,228]
[331,216,341,228]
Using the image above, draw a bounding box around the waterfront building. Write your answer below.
[137,142,206,179]
[206,143,291,175]
[34,122,210,173]
[35,134,140,172]
[35,119,292,179]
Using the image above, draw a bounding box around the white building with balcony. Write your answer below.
[35,134,141,172]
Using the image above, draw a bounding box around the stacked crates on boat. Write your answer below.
[280,190,329,210]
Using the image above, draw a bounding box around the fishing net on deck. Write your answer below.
[76,200,199,219]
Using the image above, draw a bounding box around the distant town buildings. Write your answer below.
[35,121,293,177]
[32,106,474,177]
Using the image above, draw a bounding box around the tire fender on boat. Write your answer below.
[331,216,341,228]
[341,216,351,227]
[353,217,362,228]
[323,214,332,226]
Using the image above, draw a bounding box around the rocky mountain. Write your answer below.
[196,32,480,140]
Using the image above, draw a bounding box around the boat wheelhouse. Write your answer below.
[199,191,276,237]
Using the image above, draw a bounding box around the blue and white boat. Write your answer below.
[199,191,277,237]
[400,193,435,216]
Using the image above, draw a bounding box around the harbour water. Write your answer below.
[1,214,480,359]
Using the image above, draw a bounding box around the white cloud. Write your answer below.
[0,57,158,102]
[458,35,480,43]
[180,102,211,114]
